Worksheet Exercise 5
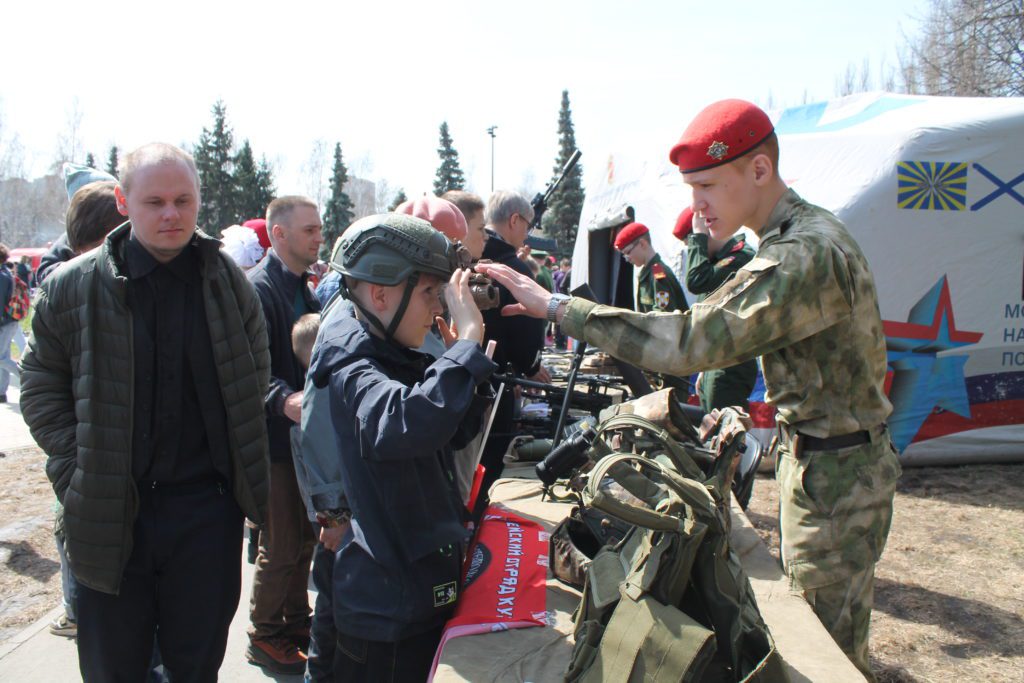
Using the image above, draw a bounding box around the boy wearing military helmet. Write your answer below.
[478,99,901,681]
[305,214,495,681]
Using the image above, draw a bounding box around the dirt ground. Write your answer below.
[0,444,63,645]
[746,463,1024,682]
[2,441,1022,682]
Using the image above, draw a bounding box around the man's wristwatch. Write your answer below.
[547,294,571,323]
[316,508,352,529]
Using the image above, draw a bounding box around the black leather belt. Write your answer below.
[801,430,871,452]
[139,477,226,495]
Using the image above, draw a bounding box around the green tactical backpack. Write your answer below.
[565,414,789,683]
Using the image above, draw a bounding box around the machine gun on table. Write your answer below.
[529,149,582,233]
[493,371,627,441]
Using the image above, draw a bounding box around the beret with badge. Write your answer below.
[614,222,650,250]
[669,99,774,174]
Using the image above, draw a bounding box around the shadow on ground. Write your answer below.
[873,578,1024,659]
[895,464,1024,512]
[0,541,59,581]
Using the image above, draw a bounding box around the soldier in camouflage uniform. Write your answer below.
[479,98,900,681]
[675,207,759,413]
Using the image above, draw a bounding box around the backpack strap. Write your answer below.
[596,414,707,480]
[583,453,719,532]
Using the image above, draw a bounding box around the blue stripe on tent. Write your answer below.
[775,96,925,135]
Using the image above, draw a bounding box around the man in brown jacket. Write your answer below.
[20,142,270,682]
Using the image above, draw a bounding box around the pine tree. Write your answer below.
[433,122,466,195]
[543,90,585,251]
[193,100,236,236]
[321,142,355,260]
[85,152,96,169]
[233,140,275,221]
[388,189,408,211]
[106,145,119,177]
[255,156,276,216]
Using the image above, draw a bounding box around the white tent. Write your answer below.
[572,93,1024,465]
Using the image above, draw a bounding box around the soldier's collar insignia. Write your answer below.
[731,240,745,252]
[707,141,729,160]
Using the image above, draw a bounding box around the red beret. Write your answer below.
[672,208,695,241]
[242,218,271,250]
[614,222,649,250]
[395,196,468,242]
[669,99,774,173]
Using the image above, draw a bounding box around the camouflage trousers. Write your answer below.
[776,428,901,681]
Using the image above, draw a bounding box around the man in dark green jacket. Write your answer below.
[676,207,759,412]
[20,143,270,682]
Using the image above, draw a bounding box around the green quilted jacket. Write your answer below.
[20,223,270,594]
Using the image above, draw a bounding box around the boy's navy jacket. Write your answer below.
[306,304,496,641]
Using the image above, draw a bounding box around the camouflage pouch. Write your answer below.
[550,505,632,590]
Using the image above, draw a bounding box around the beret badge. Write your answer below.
[707,140,729,161]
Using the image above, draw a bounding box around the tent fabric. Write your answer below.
[573,93,1024,465]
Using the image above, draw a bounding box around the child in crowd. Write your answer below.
[303,214,494,681]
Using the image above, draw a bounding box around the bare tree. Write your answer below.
[903,0,1024,96]
[301,138,329,208]
[859,57,873,92]
[54,97,85,169]
[878,55,898,92]
[0,103,26,180]
[374,178,398,213]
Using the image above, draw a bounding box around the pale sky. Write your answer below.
[1,0,928,206]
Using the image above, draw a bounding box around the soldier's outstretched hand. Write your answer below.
[474,262,551,319]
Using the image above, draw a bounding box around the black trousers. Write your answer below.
[307,529,338,682]
[76,481,244,683]
[334,626,443,683]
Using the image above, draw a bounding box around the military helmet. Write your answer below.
[330,213,458,286]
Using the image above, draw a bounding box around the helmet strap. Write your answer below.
[340,273,420,344]
[384,272,419,342]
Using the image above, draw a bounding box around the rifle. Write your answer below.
[530,149,582,232]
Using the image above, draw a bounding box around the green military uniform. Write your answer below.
[636,253,687,314]
[563,189,900,680]
[636,253,689,392]
[535,264,554,292]
[686,233,759,412]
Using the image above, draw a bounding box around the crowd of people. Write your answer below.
[5,96,900,683]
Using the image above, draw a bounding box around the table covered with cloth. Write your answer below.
[434,470,865,682]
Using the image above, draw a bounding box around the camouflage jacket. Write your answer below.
[563,189,892,438]
[637,253,688,313]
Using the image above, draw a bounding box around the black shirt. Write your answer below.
[125,235,231,486]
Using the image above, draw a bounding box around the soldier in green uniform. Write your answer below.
[615,221,690,392]
[479,98,900,681]
[675,207,759,413]
[531,250,555,292]
[615,221,688,315]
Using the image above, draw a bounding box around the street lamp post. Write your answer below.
[487,125,498,192]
